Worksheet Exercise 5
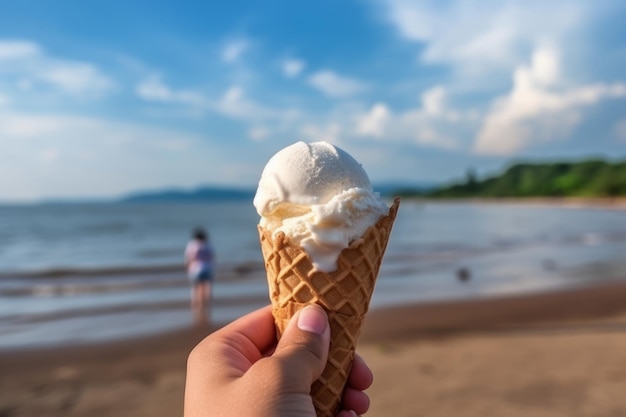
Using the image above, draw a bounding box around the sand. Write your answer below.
[2,281,626,417]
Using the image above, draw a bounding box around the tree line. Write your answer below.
[399,159,626,198]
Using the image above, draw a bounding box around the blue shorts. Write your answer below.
[189,269,213,283]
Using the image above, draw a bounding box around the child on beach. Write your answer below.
[184,228,215,318]
[184,304,372,417]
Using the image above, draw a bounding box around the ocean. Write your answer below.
[1,200,626,350]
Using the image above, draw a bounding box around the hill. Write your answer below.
[402,159,626,198]
[119,186,255,203]
[118,181,427,203]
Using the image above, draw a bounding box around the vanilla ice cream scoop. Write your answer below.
[254,141,388,272]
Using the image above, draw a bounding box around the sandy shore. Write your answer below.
[2,281,626,417]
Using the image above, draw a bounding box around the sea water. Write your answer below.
[1,200,625,349]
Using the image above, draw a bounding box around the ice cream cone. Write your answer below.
[258,198,400,417]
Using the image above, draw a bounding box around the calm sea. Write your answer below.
[1,200,626,349]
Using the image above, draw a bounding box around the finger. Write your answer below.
[347,353,374,391]
[188,305,276,377]
[254,304,330,393]
[342,387,370,415]
[185,306,276,416]
[337,411,359,417]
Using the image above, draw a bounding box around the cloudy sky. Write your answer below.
[1,0,626,201]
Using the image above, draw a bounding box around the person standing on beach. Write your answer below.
[185,228,215,319]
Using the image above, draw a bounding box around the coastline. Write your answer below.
[2,199,626,416]
[3,278,626,417]
[405,196,626,211]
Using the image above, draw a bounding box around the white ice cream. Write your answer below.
[254,141,388,272]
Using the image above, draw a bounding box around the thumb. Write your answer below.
[271,304,331,392]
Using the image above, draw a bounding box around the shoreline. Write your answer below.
[9,253,626,351]
[360,278,626,341]
[405,196,626,210]
[2,278,625,359]
[0,260,265,280]
[3,279,626,416]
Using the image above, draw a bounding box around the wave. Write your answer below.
[0,277,186,298]
[0,264,184,279]
[2,228,625,283]
[0,293,267,326]
[0,261,266,299]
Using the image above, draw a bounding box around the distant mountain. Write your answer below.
[118,181,432,203]
[120,186,256,203]
[373,181,438,197]
[400,159,626,198]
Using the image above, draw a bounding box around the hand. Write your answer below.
[184,305,373,417]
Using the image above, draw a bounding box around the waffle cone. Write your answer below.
[258,198,400,417]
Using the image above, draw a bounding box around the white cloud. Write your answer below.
[213,86,303,129]
[421,85,478,123]
[356,103,391,138]
[221,38,249,63]
[308,70,367,98]
[475,48,626,155]
[0,39,114,97]
[135,74,296,123]
[398,111,460,149]
[135,75,206,106]
[215,86,277,121]
[353,85,475,149]
[0,109,221,200]
[381,0,584,77]
[0,112,72,137]
[282,59,305,78]
[531,48,560,85]
[422,86,446,116]
[0,40,40,60]
[248,125,271,141]
[39,62,113,94]
[135,76,302,131]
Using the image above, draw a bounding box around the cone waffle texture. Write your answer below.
[258,198,400,417]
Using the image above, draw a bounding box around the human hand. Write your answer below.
[184,304,373,417]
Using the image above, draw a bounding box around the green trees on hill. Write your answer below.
[424,160,626,198]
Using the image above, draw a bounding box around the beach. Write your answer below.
[4,200,626,350]
[2,200,626,416]
[3,279,626,417]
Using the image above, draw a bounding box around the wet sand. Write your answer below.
[2,280,626,417]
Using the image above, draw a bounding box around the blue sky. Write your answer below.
[1,0,626,201]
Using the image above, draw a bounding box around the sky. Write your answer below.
[1,0,626,201]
